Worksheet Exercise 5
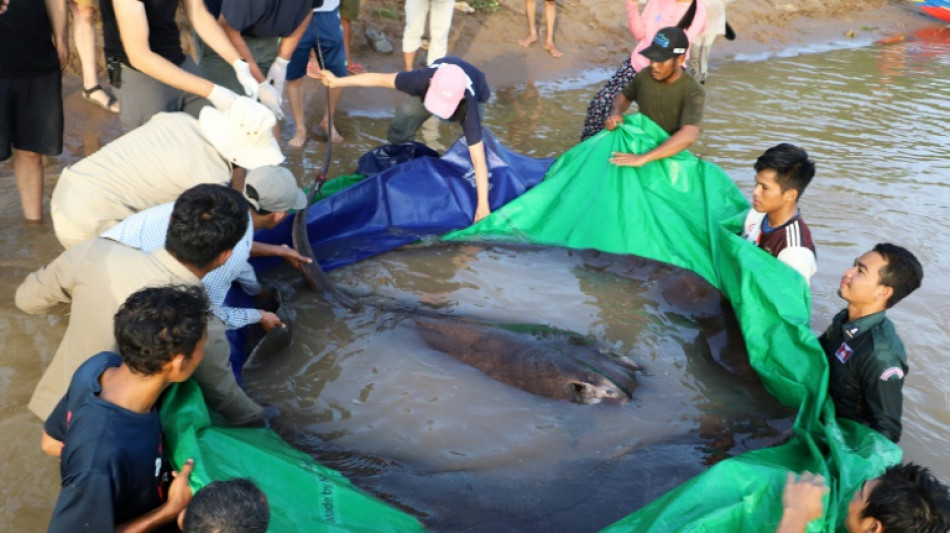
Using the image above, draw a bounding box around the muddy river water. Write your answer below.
[1,36,949,531]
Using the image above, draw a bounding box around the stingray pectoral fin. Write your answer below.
[246,321,293,370]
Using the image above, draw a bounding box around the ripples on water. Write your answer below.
[246,244,793,531]
[1,38,949,530]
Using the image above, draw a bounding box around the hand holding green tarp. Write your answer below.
[160,114,900,532]
[449,114,901,532]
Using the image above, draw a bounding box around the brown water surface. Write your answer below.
[2,38,949,530]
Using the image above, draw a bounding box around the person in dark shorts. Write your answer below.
[41,285,207,532]
[310,56,492,224]
[819,243,923,443]
[0,0,67,221]
[286,0,348,147]
[605,26,705,168]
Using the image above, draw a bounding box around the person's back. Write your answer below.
[741,143,817,283]
[45,352,170,531]
[18,184,252,421]
[50,97,284,249]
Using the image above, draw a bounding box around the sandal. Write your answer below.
[365,28,393,54]
[347,62,366,75]
[82,85,119,114]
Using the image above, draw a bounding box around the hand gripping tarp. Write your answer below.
[159,130,552,532]
[162,115,900,532]
[447,114,901,532]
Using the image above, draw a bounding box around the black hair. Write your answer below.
[864,463,950,533]
[182,478,270,533]
[113,285,209,376]
[166,184,249,270]
[244,184,273,216]
[873,243,923,308]
[753,143,816,199]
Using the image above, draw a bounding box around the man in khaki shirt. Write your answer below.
[50,97,283,249]
[17,184,264,424]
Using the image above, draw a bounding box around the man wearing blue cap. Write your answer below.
[605,26,705,168]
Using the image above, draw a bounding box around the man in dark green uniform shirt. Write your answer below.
[604,26,705,168]
[819,243,923,443]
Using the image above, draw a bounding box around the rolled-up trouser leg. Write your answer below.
[387,95,432,144]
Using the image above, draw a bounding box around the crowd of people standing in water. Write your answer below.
[2,0,950,530]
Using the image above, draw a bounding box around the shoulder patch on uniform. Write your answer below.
[879,367,905,381]
[835,342,853,364]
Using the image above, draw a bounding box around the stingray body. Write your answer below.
[414,316,640,404]
[286,205,639,403]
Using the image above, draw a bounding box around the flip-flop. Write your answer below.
[347,62,366,75]
[365,28,393,54]
[82,84,119,114]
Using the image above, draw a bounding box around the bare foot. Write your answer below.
[288,129,307,149]
[319,120,344,143]
[544,42,563,58]
[518,33,538,48]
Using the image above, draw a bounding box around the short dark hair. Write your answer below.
[114,285,209,375]
[753,143,816,199]
[166,184,249,270]
[864,463,950,533]
[182,478,270,533]
[873,243,923,308]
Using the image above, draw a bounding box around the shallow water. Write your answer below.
[2,34,949,530]
[246,244,791,530]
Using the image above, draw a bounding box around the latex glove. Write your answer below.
[207,84,238,110]
[232,59,259,99]
[258,82,284,120]
[265,57,290,97]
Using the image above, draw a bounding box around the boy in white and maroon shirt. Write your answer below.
[741,143,817,284]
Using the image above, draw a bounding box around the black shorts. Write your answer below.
[0,69,64,161]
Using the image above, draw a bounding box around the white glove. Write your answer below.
[232,59,259,99]
[265,57,289,97]
[207,84,238,110]
[258,82,284,120]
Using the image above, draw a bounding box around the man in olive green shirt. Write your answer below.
[605,26,705,168]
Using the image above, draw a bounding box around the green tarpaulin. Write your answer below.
[448,115,901,532]
[160,114,900,532]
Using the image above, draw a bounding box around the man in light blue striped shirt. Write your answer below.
[102,166,310,331]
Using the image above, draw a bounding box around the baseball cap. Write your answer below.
[640,27,690,62]
[199,97,284,169]
[424,63,469,119]
[244,166,307,213]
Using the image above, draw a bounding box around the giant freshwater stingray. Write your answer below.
[245,235,795,532]
[281,194,643,405]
